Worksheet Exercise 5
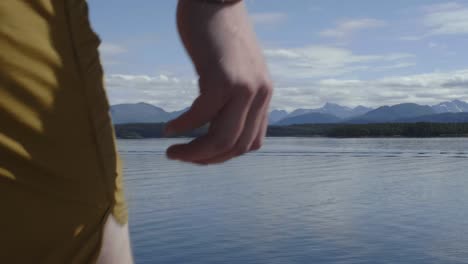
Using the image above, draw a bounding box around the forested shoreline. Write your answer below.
[115,123,468,139]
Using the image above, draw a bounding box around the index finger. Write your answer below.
[166,92,253,163]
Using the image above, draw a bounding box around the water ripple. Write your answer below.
[119,138,468,264]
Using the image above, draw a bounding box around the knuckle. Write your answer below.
[257,85,271,101]
[262,77,274,91]
[238,85,256,99]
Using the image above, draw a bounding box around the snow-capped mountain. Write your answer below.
[281,103,373,120]
[432,100,468,113]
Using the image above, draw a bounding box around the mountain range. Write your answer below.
[287,103,373,119]
[110,100,468,125]
[110,103,187,124]
[347,103,435,124]
[432,100,468,113]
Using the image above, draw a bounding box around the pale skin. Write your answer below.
[97,0,272,262]
[166,0,273,164]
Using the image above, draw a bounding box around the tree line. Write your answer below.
[115,122,468,139]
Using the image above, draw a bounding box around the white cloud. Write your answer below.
[423,2,468,36]
[399,35,424,41]
[422,2,463,13]
[99,43,127,55]
[320,18,386,38]
[428,42,439,48]
[250,12,287,26]
[105,74,198,111]
[264,45,415,79]
[400,3,468,41]
[159,74,169,82]
[104,68,468,112]
[270,69,468,111]
[371,62,417,71]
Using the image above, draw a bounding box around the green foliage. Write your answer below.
[267,124,337,137]
[269,123,468,138]
[114,122,468,139]
[115,123,165,139]
[114,123,207,139]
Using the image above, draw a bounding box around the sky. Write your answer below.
[87,0,468,111]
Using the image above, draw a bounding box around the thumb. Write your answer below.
[165,93,223,136]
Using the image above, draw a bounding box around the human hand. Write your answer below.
[165,0,272,165]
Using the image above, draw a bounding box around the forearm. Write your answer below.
[176,0,257,75]
[169,0,272,165]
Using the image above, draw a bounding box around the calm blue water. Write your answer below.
[118,138,468,264]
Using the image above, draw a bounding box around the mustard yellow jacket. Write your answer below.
[0,0,127,263]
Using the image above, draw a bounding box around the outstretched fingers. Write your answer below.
[166,88,254,163]
[251,113,269,151]
[164,92,223,136]
[196,85,271,164]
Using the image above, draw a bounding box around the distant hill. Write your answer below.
[432,100,468,113]
[111,100,468,125]
[110,103,188,124]
[282,103,372,120]
[353,105,374,116]
[167,107,189,120]
[269,110,289,124]
[275,112,341,126]
[349,103,435,124]
[115,123,468,139]
[109,102,370,125]
[398,112,468,123]
[110,103,170,124]
[288,108,314,118]
[318,103,373,119]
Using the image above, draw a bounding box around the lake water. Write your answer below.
[118,138,468,264]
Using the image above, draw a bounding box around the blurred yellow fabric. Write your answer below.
[0,0,127,262]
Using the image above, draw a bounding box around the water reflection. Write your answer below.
[119,138,468,264]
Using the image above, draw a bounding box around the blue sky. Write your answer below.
[88,0,468,111]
